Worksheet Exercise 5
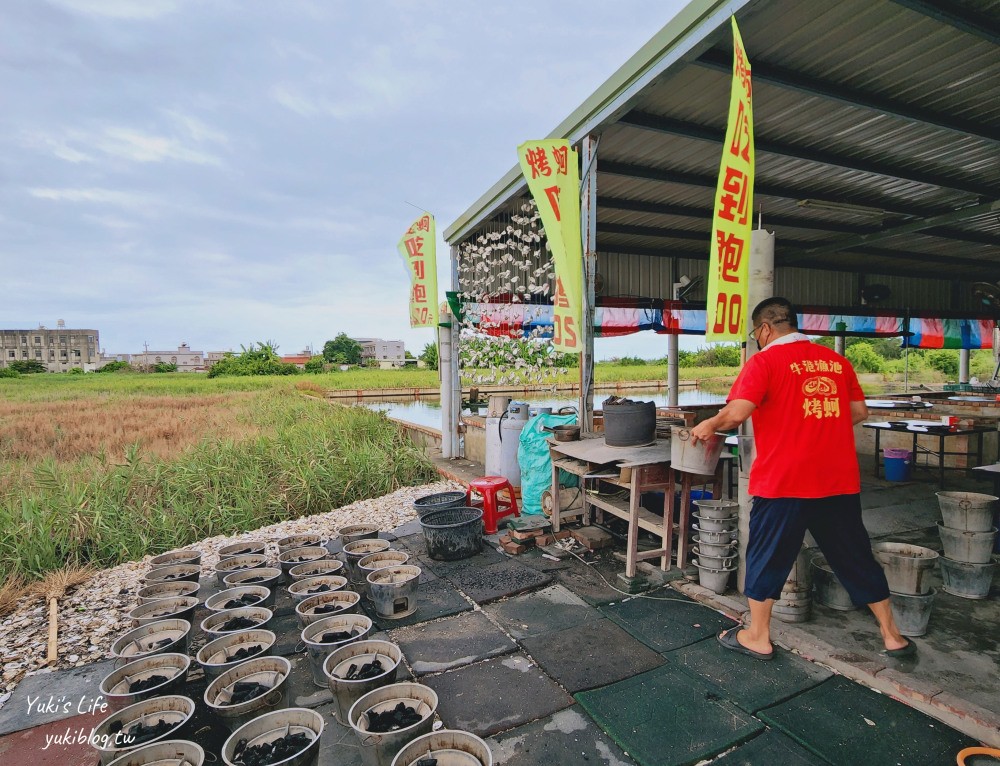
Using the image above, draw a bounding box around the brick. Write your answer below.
[571,526,613,550]
[552,530,572,540]
[536,534,555,546]
[498,533,513,546]
[876,668,943,705]
[510,527,543,542]
[501,540,530,555]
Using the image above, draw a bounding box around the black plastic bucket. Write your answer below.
[603,400,656,447]
[419,507,484,561]
[413,491,468,518]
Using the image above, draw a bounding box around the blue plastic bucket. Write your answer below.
[884,449,911,482]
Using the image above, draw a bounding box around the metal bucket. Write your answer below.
[340,524,380,546]
[223,566,282,590]
[349,682,439,766]
[936,491,998,532]
[278,533,324,552]
[690,524,736,545]
[368,566,421,620]
[889,588,936,637]
[811,555,857,611]
[290,559,345,581]
[690,536,736,558]
[872,542,939,595]
[214,554,269,586]
[197,629,277,679]
[143,564,200,586]
[692,500,739,520]
[691,514,738,534]
[295,590,361,628]
[149,550,202,568]
[279,546,329,583]
[391,730,494,766]
[91,695,196,766]
[345,539,394,584]
[136,581,200,605]
[200,606,273,638]
[218,541,266,561]
[671,427,724,475]
[325,640,404,725]
[419,508,483,562]
[358,552,411,600]
[128,597,198,627]
[772,592,812,624]
[220,708,323,766]
[603,400,656,447]
[100,654,191,712]
[112,619,192,662]
[692,550,737,569]
[105,739,205,766]
[413,491,468,518]
[937,523,997,564]
[692,562,735,594]
[301,614,374,687]
[288,575,349,603]
[205,585,273,611]
[939,557,997,599]
[204,656,291,732]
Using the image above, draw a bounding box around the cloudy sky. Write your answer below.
[1,0,687,359]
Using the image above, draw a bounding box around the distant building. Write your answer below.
[280,354,312,369]
[352,338,406,367]
[1,321,100,372]
[204,351,228,368]
[130,344,205,372]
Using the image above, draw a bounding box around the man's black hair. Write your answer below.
[751,297,798,329]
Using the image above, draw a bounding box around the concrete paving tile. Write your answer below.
[520,619,664,694]
[0,710,109,766]
[487,705,637,765]
[575,663,764,766]
[758,676,977,766]
[363,578,472,631]
[600,593,736,653]
[483,584,600,639]
[423,654,573,738]
[710,729,827,766]
[389,611,516,676]
[439,560,552,605]
[668,636,832,714]
[316,701,365,765]
[419,547,505,579]
[0,659,117,736]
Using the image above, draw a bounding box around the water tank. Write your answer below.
[500,417,528,487]
[485,416,503,477]
[507,401,530,420]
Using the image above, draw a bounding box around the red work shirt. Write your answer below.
[728,337,865,499]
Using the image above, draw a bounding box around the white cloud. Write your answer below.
[47,0,183,20]
[23,121,226,166]
[95,127,222,165]
[28,187,152,208]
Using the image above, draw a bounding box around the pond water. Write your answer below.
[363,387,727,430]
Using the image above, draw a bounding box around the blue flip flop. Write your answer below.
[717,628,774,661]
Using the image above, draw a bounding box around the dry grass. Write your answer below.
[0,393,260,464]
[0,573,27,618]
[28,565,95,600]
[295,380,328,398]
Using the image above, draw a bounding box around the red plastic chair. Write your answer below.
[466,476,520,535]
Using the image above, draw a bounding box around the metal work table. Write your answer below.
[863,421,997,488]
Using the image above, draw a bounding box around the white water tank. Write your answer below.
[500,417,528,487]
[485,416,502,477]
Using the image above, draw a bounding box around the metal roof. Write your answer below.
[444,0,1000,303]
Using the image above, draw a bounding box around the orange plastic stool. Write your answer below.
[466,476,520,535]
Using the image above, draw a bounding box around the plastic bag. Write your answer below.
[517,412,579,515]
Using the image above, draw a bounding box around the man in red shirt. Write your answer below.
[690,297,912,660]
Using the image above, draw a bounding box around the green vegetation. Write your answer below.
[304,355,325,373]
[0,389,435,582]
[96,360,133,373]
[420,342,438,371]
[323,333,363,366]
[9,359,46,374]
[0,368,19,379]
[208,342,301,378]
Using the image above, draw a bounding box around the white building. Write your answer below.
[130,344,206,372]
[1,321,100,372]
[352,337,406,367]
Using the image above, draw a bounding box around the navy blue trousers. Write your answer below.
[744,494,890,605]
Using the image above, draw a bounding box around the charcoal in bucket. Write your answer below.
[413,491,467,518]
[419,508,484,561]
[602,396,656,447]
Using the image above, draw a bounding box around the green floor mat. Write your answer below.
[600,592,736,653]
[575,662,763,766]
[758,676,977,766]
[710,729,826,765]
[669,635,831,713]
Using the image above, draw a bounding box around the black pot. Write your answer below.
[603,401,656,447]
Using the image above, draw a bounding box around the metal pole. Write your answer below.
[579,135,598,433]
[959,348,970,384]
[438,312,453,459]
[667,332,679,406]
[738,228,775,593]
[449,245,463,458]
[834,335,846,356]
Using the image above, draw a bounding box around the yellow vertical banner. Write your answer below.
[397,213,438,328]
[517,139,583,354]
[706,17,754,341]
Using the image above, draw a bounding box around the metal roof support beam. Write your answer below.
[619,111,999,198]
[792,199,1000,260]
[580,135,598,434]
[890,0,1000,46]
[696,49,1000,144]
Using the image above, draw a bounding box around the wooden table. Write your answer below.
[863,422,996,488]
[547,436,723,577]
